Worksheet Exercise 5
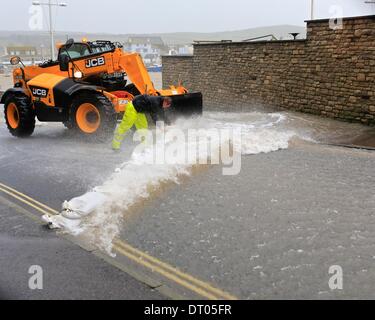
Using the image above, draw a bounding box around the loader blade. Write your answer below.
[166,92,203,122]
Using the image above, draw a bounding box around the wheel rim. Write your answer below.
[7,103,20,129]
[76,103,101,134]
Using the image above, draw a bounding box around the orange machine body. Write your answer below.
[2,40,201,138]
[13,43,187,113]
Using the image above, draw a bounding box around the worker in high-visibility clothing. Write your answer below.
[112,95,172,150]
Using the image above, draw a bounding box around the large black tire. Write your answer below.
[63,120,74,130]
[70,93,117,141]
[4,94,35,138]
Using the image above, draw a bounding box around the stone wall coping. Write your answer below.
[162,55,194,58]
[192,39,307,47]
[305,14,375,23]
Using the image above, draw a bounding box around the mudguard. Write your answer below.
[0,88,29,104]
[53,78,100,107]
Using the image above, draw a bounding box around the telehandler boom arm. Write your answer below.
[117,52,157,95]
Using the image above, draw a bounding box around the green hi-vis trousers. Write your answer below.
[112,102,149,150]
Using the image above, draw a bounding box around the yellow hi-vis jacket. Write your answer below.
[112,102,149,150]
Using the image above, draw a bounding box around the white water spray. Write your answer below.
[43,112,304,254]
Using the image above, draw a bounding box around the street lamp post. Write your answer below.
[32,1,67,61]
[40,44,45,60]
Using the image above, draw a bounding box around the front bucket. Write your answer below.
[166,92,203,122]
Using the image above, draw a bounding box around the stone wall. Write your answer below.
[162,15,375,125]
[162,55,194,91]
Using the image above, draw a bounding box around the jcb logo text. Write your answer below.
[31,87,48,98]
[86,57,105,68]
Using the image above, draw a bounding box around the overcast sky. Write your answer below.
[1,0,374,34]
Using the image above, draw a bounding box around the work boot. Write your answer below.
[112,139,121,151]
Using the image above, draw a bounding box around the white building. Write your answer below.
[124,36,167,65]
[168,45,194,56]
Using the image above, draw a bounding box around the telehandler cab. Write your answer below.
[1,39,202,139]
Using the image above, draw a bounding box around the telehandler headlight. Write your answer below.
[74,71,83,79]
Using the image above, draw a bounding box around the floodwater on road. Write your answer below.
[1,100,375,299]
[33,108,375,254]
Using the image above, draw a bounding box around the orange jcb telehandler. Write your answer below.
[1,39,202,139]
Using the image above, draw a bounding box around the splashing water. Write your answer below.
[43,111,307,255]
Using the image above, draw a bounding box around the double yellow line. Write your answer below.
[0,181,237,300]
[113,240,236,300]
[0,182,58,216]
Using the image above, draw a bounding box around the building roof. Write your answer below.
[7,46,37,51]
[127,36,164,46]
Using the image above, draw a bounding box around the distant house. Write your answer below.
[144,53,160,65]
[124,37,166,65]
[168,45,194,56]
[7,46,37,57]
[1,46,43,65]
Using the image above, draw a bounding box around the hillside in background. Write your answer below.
[0,25,306,47]
[143,25,307,44]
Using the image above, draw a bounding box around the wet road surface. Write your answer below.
[0,107,374,299]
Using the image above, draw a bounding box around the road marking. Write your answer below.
[0,186,54,216]
[0,195,43,223]
[0,181,238,300]
[0,182,58,215]
[113,244,219,300]
[114,240,237,300]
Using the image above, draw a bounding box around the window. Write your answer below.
[58,43,90,60]
[91,43,112,54]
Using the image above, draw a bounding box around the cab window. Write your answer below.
[58,43,91,60]
[91,43,113,54]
